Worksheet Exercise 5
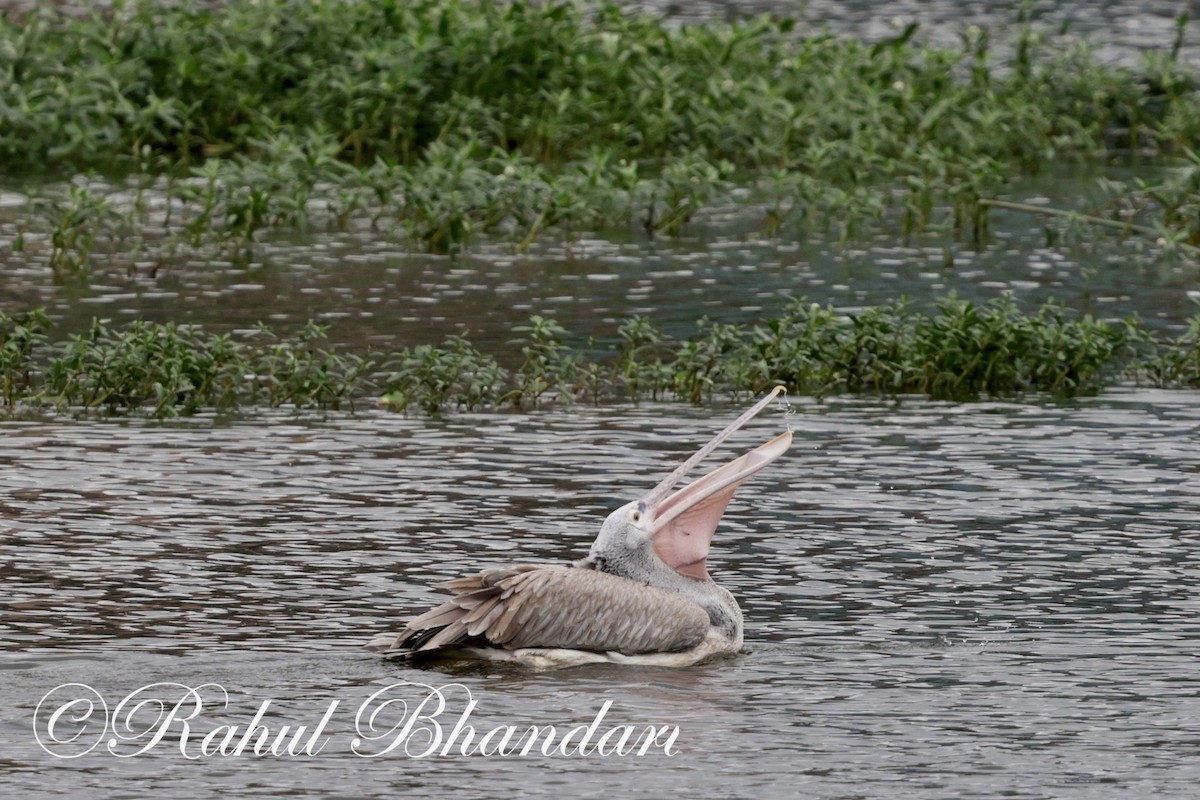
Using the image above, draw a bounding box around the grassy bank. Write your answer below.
[3,299,1199,416]
[4,0,1200,261]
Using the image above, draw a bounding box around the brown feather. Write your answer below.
[406,603,464,629]
[381,565,709,657]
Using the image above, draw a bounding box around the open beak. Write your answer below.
[641,388,792,580]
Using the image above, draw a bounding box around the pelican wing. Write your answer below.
[368,566,710,657]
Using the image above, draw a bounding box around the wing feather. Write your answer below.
[369,566,709,657]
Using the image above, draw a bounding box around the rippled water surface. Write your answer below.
[3,167,1198,358]
[3,393,1199,798]
[3,3,1200,796]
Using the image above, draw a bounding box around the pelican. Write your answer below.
[366,387,791,668]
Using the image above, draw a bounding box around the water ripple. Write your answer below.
[3,391,1199,797]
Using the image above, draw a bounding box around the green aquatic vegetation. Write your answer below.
[172,132,350,260]
[4,300,1200,417]
[670,296,1129,400]
[643,153,732,236]
[248,321,375,411]
[989,151,1200,261]
[380,335,507,414]
[5,0,1200,252]
[0,308,49,406]
[671,320,754,405]
[393,141,550,254]
[46,319,250,415]
[741,300,923,396]
[3,315,373,415]
[829,303,920,394]
[613,315,673,400]
[29,185,131,273]
[1124,152,1200,247]
[1130,313,1200,388]
[910,296,1125,398]
[914,297,1033,398]
[1022,304,1129,393]
[746,300,848,394]
[508,315,583,408]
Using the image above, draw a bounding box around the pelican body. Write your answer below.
[366,388,791,668]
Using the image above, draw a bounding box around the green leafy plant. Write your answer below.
[5,0,1200,256]
[381,335,507,414]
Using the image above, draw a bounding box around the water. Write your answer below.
[3,2,1200,795]
[3,393,1199,798]
[642,0,1200,68]
[3,166,1198,359]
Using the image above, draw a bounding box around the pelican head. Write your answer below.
[587,388,792,587]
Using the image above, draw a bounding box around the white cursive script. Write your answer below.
[351,681,680,757]
[32,681,681,759]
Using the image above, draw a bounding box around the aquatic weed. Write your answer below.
[0,308,50,407]
[28,185,130,274]
[250,321,375,411]
[6,303,1200,416]
[7,1,1200,252]
[670,319,753,405]
[46,318,249,415]
[1131,313,1200,387]
[912,295,1124,398]
[380,335,507,414]
[508,315,584,408]
[613,315,673,400]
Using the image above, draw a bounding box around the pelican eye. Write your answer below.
[631,509,642,523]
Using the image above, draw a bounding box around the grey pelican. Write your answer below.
[366,387,791,668]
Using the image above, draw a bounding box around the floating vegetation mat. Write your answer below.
[3,298,1199,417]
[3,0,1200,263]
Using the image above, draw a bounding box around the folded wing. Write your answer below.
[368,566,710,657]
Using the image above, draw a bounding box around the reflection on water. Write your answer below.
[2,392,1199,797]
